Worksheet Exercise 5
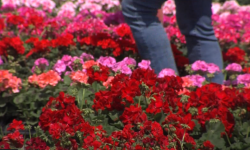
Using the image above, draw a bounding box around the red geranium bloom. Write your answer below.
[224,47,245,63]
[120,104,147,125]
[0,18,5,31]
[203,140,214,148]
[6,14,24,26]
[25,137,50,150]
[7,119,25,131]
[2,130,24,148]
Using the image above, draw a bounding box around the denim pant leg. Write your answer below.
[175,0,224,84]
[121,0,178,75]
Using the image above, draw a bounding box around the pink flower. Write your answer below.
[61,55,72,66]
[112,62,132,75]
[212,3,221,14]
[70,71,88,84]
[220,0,240,13]
[237,74,250,85]
[122,57,136,66]
[138,60,152,70]
[225,63,242,72]
[97,56,116,68]
[103,76,114,88]
[57,2,76,18]
[185,75,206,87]
[80,53,94,61]
[191,60,208,72]
[120,65,132,75]
[207,63,220,74]
[53,60,66,75]
[158,68,176,78]
[32,58,49,73]
[0,56,3,65]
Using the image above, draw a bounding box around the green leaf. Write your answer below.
[92,81,105,92]
[0,107,7,117]
[241,121,250,135]
[13,95,25,104]
[111,121,124,129]
[63,75,72,85]
[109,111,122,122]
[154,112,166,124]
[200,121,226,149]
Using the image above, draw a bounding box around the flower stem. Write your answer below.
[138,95,142,106]
[181,129,186,150]
[29,127,31,139]
[246,127,250,139]
[225,132,232,146]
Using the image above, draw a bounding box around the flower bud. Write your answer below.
[188,107,198,116]
[202,107,208,113]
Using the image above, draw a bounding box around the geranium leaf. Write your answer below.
[63,75,72,85]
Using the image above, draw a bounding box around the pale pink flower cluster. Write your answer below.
[24,0,55,12]
[185,75,206,87]
[31,58,49,73]
[1,0,55,11]
[112,61,132,75]
[70,70,88,84]
[158,68,176,78]
[28,70,61,88]
[57,2,76,18]
[77,0,120,11]
[111,57,136,75]
[178,76,194,95]
[103,76,114,88]
[237,74,250,87]
[53,55,84,75]
[162,0,176,15]
[191,60,220,74]
[138,60,152,70]
[225,63,242,72]
[1,0,22,8]
[0,70,22,93]
[97,56,116,68]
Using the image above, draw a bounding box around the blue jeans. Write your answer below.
[121,0,224,84]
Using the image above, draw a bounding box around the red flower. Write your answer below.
[7,119,25,131]
[115,23,133,38]
[0,18,5,31]
[120,104,147,125]
[2,130,24,148]
[25,15,44,28]
[0,37,25,56]
[0,141,10,149]
[6,15,24,26]
[87,64,110,84]
[51,33,76,48]
[25,137,50,150]
[146,94,164,114]
[203,140,214,149]
[49,123,62,139]
[93,90,114,111]
[25,37,51,58]
[224,47,246,63]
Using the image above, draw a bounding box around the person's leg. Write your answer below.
[175,0,224,84]
[121,0,178,74]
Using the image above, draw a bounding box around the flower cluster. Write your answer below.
[191,60,220,74]
[0,37,25,56]
[28,70,61,88]
[0,70,22,93]
[2,119,25,148]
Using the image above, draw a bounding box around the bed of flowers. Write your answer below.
[1,0,250,149]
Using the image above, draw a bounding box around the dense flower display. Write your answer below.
[1,0,250,149]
